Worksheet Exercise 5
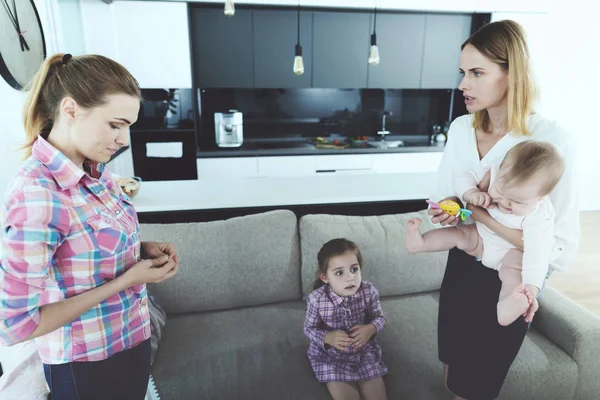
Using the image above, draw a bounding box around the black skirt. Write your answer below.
[438,248,528,400]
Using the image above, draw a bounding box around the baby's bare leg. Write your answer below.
[405,218,482,256]
[326,382,361,400]
[358,377,387,400]
[497,249,531,326]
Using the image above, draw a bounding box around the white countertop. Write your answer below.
[130,172,436,213]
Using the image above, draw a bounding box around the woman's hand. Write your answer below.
[123,256,178,286]
[141,241,179,271]
[428,197,462,226]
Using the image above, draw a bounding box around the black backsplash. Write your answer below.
[133,88,195,131]
[197,88,467,150]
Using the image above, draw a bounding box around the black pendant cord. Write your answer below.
[2,0,30,51]
[373,7,377,35]
[296,4,300,46]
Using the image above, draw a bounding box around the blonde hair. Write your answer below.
[500,141,565,196]
[21,53,141,158]
[461,20,538,136]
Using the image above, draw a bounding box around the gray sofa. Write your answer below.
[141,209,600,400]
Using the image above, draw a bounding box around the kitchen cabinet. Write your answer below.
[197,157,259,178]
[198,152,444,178]
[258,156,316,177]
[253,10,313,88]
[312,11,370,88]
[420,14,472,89]
[367,13,427,89]
[191,8,254,88]
[257,154,373,176]
[315,155,371,172]
[370,152,443,174]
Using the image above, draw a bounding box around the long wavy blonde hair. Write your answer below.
[461,20,538,136]
[21,54,141,158]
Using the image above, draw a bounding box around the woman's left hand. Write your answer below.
[349,324,377,348]
[141,241,179,271]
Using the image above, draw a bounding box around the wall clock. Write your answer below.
[1,0,46,90]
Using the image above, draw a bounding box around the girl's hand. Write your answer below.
[324,330,354,351]
[349,324,377,348]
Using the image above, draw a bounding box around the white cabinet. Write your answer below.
[79,0,192,88]
[195,152,442,179]
[258,156,316,177]
[370,152,443,174]
[315,155,371,172]
[197,157,259,179]
[257,155,373,176]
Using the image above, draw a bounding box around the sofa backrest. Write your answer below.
[141,210,301,314]
[299,210,447,298]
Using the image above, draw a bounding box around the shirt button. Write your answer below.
[116,210,122,215]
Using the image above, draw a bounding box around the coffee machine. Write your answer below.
[214,110,243,148]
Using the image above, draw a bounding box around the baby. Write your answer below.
[406,140,565,326]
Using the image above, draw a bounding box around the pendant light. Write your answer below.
[368,6,380,66]
[293,3,305,75]
[224,0,235,17]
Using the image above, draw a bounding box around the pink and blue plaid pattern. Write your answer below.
[0,137,150,364]
[303,281,388,383]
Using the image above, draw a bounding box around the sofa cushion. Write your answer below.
[151,293,578,400]
[299,210,448,298]
[141,210,301,313]
[151,301,329,400]
[378,294,578,400]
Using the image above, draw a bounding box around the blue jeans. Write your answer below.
[43,339,150,400]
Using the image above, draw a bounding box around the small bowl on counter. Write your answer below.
[350,136,369,145]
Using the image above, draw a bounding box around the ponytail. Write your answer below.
[20,53,141,158]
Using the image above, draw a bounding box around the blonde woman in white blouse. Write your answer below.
[428,20,580,400]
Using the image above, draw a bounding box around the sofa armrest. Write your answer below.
[533,286,600,400]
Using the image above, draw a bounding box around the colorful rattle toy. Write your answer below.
[426,199,472,221]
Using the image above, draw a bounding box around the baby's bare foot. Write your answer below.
[497,284,531,326]
[405,218,425,254]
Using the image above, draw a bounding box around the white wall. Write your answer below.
[493,1,600,211]
[0,0,58,206]
[79,0,192,88]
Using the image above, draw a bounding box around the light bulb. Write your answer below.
[293,44,304,75]
[224,0,235,17]
[293,56,304,75]
[368,45,380,65]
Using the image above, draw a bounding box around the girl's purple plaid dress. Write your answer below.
[303,281,388,383]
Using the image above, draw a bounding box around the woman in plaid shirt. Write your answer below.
[304,238,388,400]
[0,53,179,399]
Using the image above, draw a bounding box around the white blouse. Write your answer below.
[430,114,580,272]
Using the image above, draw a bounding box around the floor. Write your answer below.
[548,211,600,316]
